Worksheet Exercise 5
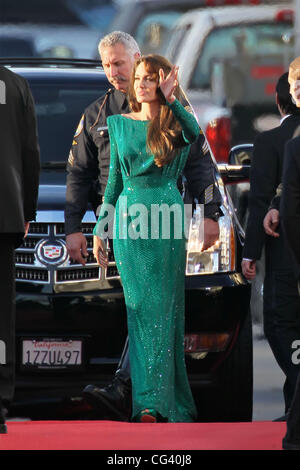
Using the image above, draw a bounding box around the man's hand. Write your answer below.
[202,218,219,251]
[242,259,256,280]
[93,236,108,268]
[263,209,280,238]
[24,222,30,238]
[66,232,89,266]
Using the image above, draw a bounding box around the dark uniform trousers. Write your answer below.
[0,235,16,402]
[264,270,300,411]
[280,135,300,445]
[262,224,300,412]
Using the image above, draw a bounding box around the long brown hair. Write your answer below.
[128,54,185,167]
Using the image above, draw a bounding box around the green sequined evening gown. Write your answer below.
[94,99,199,422]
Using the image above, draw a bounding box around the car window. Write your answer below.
[190,22,294,90]
[30,81,108,165]
[135,11,185,55]
[0,38,37,57]
[166,24,192,62]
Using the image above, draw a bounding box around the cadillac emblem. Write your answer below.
[36,239,68,266]
[44,245,62,259]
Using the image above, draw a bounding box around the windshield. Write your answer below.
[29,79,109,165]
[191,22,294,90]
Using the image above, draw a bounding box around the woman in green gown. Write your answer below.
[93,55,199,423]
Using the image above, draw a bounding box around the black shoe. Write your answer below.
[0,400,7,434]
[82,371,132,421]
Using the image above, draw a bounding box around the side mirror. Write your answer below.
[228,143,253,166]
[218,143,252,184]
[217,163,250,184]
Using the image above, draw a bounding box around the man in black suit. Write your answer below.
[0,65,40,433]
[264,58,300,448]
[241,72,300,418]
[280,134,300,450]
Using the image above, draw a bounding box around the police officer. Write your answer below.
[0,65,40,433]
[65,31,222,421]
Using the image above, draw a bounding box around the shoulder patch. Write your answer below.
[205,184,214,204]
[202,138,210,155]
[74,114,84,138]
[68,149,75,167]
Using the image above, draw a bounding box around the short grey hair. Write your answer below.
[98,31,141,58]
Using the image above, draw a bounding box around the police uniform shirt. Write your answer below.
[65,88,129,235]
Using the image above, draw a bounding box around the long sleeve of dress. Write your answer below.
[93,118,123,238]
[166,98,199,144]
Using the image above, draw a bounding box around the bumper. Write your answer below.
[14,273,251,403]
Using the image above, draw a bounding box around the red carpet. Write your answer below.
[0,421,286,450]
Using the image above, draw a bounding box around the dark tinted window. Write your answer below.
[0,38,37,57]
[29,78,109,164]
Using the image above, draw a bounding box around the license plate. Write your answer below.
[22,339,82,369]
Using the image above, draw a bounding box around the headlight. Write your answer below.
[186,205,235,275]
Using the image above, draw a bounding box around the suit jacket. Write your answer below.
[280,135,300,279]
[0,65,40,238]
[243,113,300,271]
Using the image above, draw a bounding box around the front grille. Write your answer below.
[69,253,95,265]
[54,223,65,236]
[56,267,100,282]
[15,253,35,265]
[106,265,119,278]
[27,223,49,234]
[15,220,120,285]
[54,223,95,236]
[21,237,39,250]
[81,224,96,235]
[16,268,49,283]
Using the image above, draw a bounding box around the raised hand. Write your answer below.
[159,65,179,103]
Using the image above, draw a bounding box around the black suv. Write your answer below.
[5,58,252,422]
